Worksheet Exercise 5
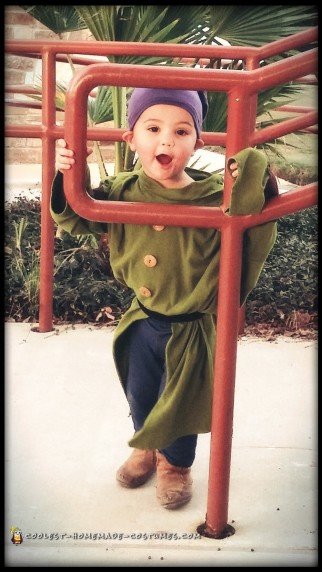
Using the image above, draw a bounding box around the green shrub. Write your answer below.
[5,196,134,324]
[5,196,317,329]
[5,198,41,321]
[246,206,317,328]
[53,231,134,323]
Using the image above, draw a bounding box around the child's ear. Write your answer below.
[122,130,135,151]
[194,138,204,151]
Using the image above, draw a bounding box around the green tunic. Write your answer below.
[50,148,277,450]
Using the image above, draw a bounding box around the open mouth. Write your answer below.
[156,154,172,165]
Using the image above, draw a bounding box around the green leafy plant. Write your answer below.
[5,196,135,323]
[246,206,317,332]
[5,207,41,320]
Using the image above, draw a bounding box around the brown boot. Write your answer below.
[156,451,193,510]
[116,449,156,488]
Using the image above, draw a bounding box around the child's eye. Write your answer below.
[147,126,159,133]
[177,129,188,136]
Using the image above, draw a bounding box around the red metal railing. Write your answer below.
[5,27,317,539]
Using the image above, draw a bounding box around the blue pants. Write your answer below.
[125,317,197,468]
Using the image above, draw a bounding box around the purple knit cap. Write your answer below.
[127,88,208,137]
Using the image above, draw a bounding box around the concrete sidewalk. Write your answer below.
[5,323,317,567]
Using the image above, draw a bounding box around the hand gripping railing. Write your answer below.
[5,28,317,538]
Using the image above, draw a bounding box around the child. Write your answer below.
[51,88,278,510]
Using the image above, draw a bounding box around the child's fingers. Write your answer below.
[228,161,239,178]
[56,139,74,156]
[57,139,91,156]
[56,162,73,172]
[56,139,91,171]
[56,153,75,172]
[59,147,74,158]
[58,155,75,166]
[56,138,66,148]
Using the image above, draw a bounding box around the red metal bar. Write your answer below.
[55,181,318,230]
[5,99,45,110]
[198,224,244,538]
[294,75,317,85]
[241,183,317,228]
[5,125,44,138]
[224,79,259,334]
[302,126,318,134]
[223,86,258,209]
[65,61,248,94]
[5,84,100,99]
[62,62,249,223]
[37,50,56,333]
[5,125,63,143]
[5,85,39,94]
[6,39,259,59]
[256,27,317,59]
[275,105,316,114]
[251,110,318,146]
[247,48,317,94]
[6,26,317,60]
[5,123,226,147]
[232,68,257,331]
[202,82,255,536]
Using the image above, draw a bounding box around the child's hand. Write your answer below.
[55,139,92,173]
[228,161,239,179]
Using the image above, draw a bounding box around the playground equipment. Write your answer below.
[5,27,317,538]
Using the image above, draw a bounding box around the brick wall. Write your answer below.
[5,5,114,165]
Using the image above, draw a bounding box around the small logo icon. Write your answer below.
[10,526,23,545]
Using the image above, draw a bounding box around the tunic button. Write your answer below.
[139,286,152,298]
[152,225,165,231]
[143,254,157,268]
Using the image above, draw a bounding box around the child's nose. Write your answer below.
[161,139,174,147]
[161,132,174,147]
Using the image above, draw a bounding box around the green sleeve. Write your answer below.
[227,148,277,304]
[50,170,110,238]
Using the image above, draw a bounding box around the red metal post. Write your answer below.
[198,221,244,538]
[223,83,259,337]
[36,50,56,332]
[199,86,257,538]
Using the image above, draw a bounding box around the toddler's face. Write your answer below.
[123,104,204,188]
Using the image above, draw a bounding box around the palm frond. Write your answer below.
[74,5,208,66]
[74,6,116,43]
[28,76,113,124]
[203,92,228,133]
[257,84,302,115]
[144,6,211,45]
[205,6,317,47]
[28,75,67,111]
[88,86,113,125]
[202,82,303,134]
[20,5,87,34]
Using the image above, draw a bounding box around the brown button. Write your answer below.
[144,254,157,268]
[139,286,152,298]
[152,225,165,231]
